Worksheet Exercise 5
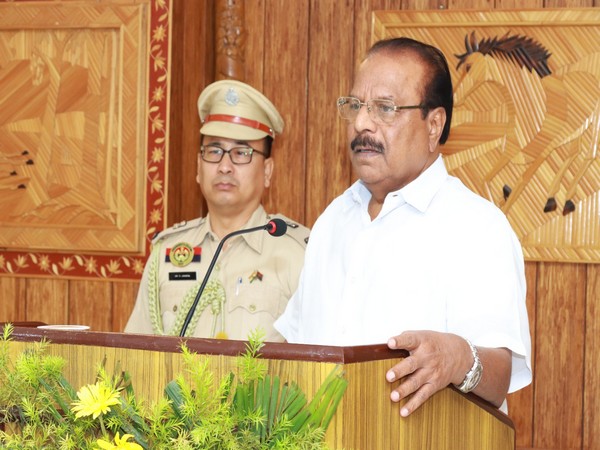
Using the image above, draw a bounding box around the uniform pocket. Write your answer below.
[227,284,283,319]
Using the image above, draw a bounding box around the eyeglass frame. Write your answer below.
[337,96,426,124]
[199,144,267,165]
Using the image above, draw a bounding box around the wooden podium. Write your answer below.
[7,326,515,449]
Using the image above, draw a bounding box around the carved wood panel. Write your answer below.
[0,0,170,279]
[374,9,600,263]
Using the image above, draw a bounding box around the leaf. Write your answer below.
[304,366,348,430]
[164,380,184,419]
[267,375,280,436]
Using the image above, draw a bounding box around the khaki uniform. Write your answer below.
[125,205,308,342]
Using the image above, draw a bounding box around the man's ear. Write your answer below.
[428,106,446,151]
[264,157,274,188]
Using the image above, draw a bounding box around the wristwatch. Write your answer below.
[455,339,483,393]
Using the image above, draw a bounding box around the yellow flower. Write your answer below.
[97,432,143,450]
[71,381,121,419]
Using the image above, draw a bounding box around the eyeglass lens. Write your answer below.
[201,145,261,165]
[337,97,421,124]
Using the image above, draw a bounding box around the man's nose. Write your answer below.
[217,153,234,172]
[353,103,376,132]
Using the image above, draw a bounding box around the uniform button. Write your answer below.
[173,305,178,312]
[249,304,256,312]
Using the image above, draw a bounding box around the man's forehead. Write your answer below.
[352,53,424,98]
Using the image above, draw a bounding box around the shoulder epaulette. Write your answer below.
[268,213,310,246]
[151,217,206,244]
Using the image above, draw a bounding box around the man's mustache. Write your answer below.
[350,135,385,154]
[213,176,238,186]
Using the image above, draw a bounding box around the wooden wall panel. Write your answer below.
[0,277,25,322]
[69,280,113,331]
[24,279,69,325]
[261,0,309,224]
[167,0,213,224]
[111,281,139,332]
[243,0,265,90]
[535,263,586,449]
[305,0,355,225]
[584,264,600,449]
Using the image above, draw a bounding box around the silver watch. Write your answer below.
[455,339,483,393]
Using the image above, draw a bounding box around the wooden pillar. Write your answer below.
[214,0,246,81]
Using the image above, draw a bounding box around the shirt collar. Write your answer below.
[345,155,448,214]
[198,205,268,253]
[401,155,448,213]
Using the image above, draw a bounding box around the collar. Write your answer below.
[345,155,448,214]
[401,155,448,213]
[198,205,269,253]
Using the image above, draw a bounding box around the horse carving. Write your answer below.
[447,32,600,218]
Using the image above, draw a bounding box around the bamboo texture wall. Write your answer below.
[0,1,599,449]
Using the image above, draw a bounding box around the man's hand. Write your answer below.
[385,331,511,417]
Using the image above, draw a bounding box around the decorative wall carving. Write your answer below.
[215,0,246,80]
[374,9,600,263]
[0,0,170,279]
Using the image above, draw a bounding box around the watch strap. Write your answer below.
[455,339,483,393]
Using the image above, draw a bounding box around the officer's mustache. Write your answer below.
[350,135,385,154]
[213,176,238,186]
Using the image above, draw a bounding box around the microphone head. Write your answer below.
[266,218,288,237]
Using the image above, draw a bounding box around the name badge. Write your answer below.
[169,272,197,281]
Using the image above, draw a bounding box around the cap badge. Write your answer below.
[225,88,240,106]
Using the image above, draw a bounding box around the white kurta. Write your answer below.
[275,156,532,394]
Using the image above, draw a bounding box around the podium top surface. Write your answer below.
[7,325,409,364]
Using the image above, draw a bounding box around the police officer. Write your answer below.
[125,80,309,341]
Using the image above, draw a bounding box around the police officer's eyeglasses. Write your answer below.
[337,96,425,125]
[200,145,266,165]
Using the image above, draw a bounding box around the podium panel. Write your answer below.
[7,327,515,449]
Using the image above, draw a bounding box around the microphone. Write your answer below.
[179,218,288,337]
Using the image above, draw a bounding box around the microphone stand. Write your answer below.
[179,223,271,337]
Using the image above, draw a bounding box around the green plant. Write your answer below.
[0,324,347,449]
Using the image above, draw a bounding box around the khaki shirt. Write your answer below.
[125,205,308,342]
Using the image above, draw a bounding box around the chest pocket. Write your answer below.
[227,284,284,319]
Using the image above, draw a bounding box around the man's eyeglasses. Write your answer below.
[337,96,425,125]
[200,145,266,165]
